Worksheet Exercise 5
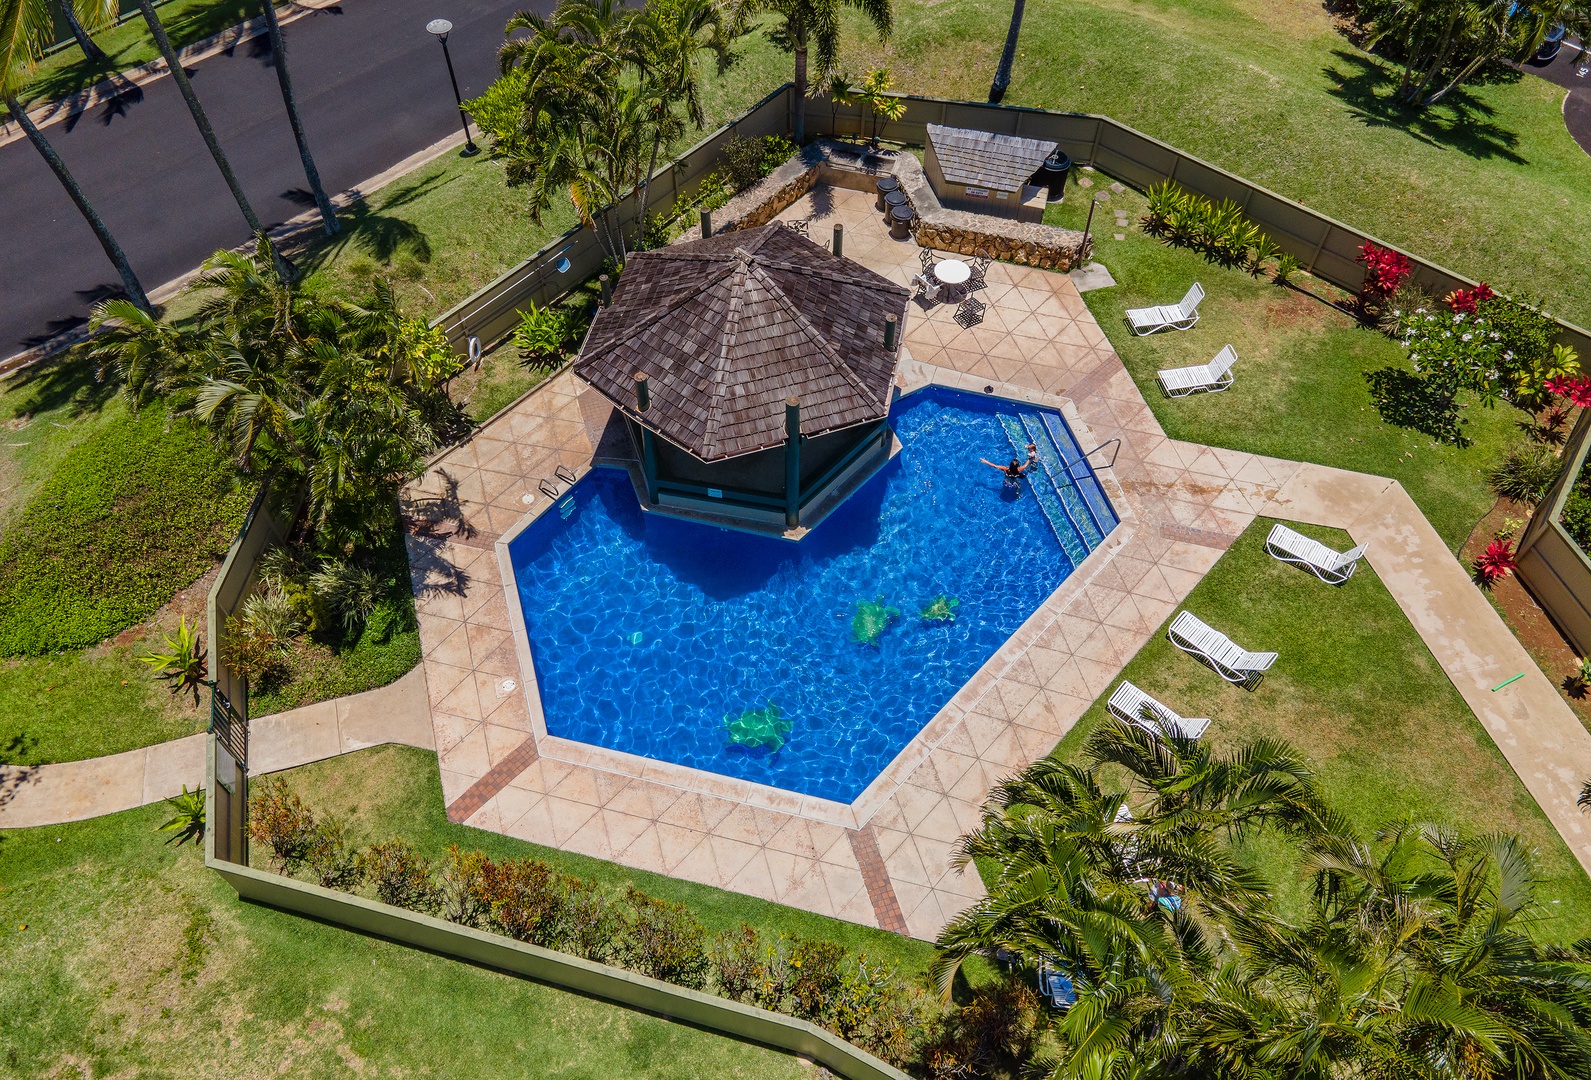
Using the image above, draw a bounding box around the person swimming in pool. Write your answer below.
[981,454,1032,491]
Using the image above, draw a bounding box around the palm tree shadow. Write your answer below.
[291,171,450,271]
[3,342,121,418]
[1323,50,1528,165]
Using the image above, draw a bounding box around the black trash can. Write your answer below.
[888,203,915,240]
[874,175,900,211]
[884,189,908,215]
[1032,150,1072,203]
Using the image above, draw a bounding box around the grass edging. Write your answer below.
[203,746,908,1080]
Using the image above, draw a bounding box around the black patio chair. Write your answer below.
[918,247,938,273]
[786,218,810,238]
[967,255,992,292]
[954,296,986,329]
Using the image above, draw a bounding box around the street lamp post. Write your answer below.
[426,18,479,157]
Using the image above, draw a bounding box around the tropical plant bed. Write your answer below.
[1050,516,1591,941]
[0,799,832,1079]
[1046,177,1518,551]
[1459,495,1591,734]
[253,747,1045,1077]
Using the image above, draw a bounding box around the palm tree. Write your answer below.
[634,0,735,242]
[129,0,294,282]
[988,0,1024,103]
[732,0,893,145]
[259,0,337,235]
[496,0,653,265]
[55,0,114,64]
[3,0,150,310]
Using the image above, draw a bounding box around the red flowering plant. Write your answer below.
[1358,242,1414,303]
[1475,538,1517,586]
[1546,375,1591,409]
[1444,282,1495,314]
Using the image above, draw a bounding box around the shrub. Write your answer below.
[1481,297,1572,410]
[0,406,247,656]
[1547,374,1591,409]
[1357,242,1414,302]
[1563,491,1591,552]
[620,887,710,989]
[156,785,207,846]
[561,878,622,963]
[720,133,796,192]
[922,977,1041,1079]
[1273,252,1303,286]
[1445,281,1495,314]
[438,844,491,927]
[787,938,847,1023]
[136,616,208,704]
[309,560,385,634]
[306,816,364,890]
[1376,278,1438,334]
[1475,538,1517,586]
[247,776,318,874]
[1489,443,1562,504]
[711,923,769,1001]
[479,855,568,945]
[359,838,439,912]
[240,588,303,640]
[511,302,583,367]
[1141,182,1270,268]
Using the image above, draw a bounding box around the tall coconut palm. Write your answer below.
[55,0,114,63]
[129,0,293,282]
[732,0,892,145]
[634,0,735,243]
[259,0,337,235]
[3,0,150,311]
[987,0,1023,103]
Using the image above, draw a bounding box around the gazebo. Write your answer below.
[574,222,912,533]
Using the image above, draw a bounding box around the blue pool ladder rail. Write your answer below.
[1019,413,1106,548]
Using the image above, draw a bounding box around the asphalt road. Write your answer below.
[1517,42,1591,156]
[0,0,545,355]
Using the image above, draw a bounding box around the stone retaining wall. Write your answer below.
[708,140,1091,271]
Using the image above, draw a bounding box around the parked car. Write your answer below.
[1538,24,1567,61]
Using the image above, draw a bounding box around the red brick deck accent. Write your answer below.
[446,736,540,823]
[848,825,909,935]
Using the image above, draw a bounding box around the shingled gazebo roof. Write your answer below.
[926,124,1057,191]
[574,223,912,462]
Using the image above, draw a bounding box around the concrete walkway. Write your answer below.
[0,666,433,829]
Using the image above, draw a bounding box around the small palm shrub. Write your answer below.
[156,785,207,846]
[1488,442,1562,504]
[1141,181,1275,270]
[309,560,385,633]
[137,617,208,704]
[1273,252,1303,285]
[510,302,584,367]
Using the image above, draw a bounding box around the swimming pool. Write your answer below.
[507,387,1117,802]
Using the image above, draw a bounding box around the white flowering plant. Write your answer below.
[1372,306,1505,443]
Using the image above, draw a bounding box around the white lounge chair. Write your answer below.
[1167,611,1276,687]
[1106,680,1212,740]
[1265,523,1367,585]
[1157,344,1237,398]
[1126,282,1204,336]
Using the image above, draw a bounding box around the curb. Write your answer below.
[0,0,340,150]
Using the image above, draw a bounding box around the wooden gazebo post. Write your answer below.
[784,397,801,528]
[635,373,659,504]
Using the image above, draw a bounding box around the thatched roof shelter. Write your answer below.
[575,223,911,463]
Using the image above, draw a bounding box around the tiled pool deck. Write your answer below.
[401,185,1317,938]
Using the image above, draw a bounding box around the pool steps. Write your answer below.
[997,413,1088,566]
[997,411,1115,559]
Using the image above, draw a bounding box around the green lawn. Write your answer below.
[1050,517,1591,941]
[0,645,206,766]
[0,801,825,1079]
[267,745,939,976]
[1046,179,1520,552]
[10,0,254,115]
[833,0,1591,318]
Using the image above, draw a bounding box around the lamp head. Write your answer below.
[426,18,453,39]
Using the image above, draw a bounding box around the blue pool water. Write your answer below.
[508,387,1117,801]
